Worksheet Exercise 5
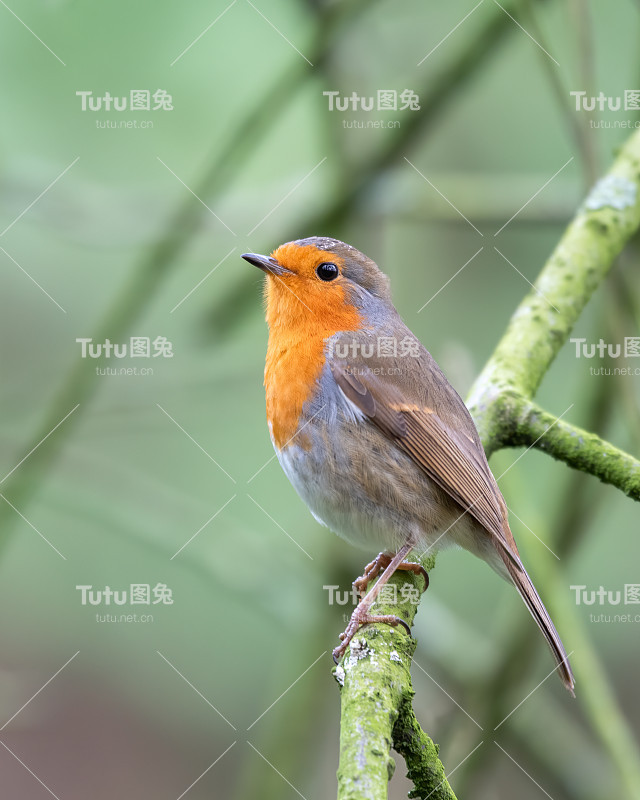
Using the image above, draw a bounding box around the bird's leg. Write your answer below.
[333,542,428,663]
[353,552,429,600]
[352,553,393,600]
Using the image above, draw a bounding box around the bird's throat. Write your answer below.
[263,278,361,450]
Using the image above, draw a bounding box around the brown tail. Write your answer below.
[499,548,575,695]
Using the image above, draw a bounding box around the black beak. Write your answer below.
[241,252,292,277]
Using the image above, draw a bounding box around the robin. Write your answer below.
[242,237,575,694]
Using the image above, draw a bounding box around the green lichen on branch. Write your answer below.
[335,556,457,800]
[514,400,640,501]
[467,389,640,500]
[471,130,640,410]
[469,128,640,475]
[392,697,457,800]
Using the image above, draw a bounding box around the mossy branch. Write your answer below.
[513,399,640,501]
[336,555,457,800]
[468,127,640,473]
[392,697,457,800]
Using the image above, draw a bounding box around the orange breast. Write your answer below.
[264,279,362,450]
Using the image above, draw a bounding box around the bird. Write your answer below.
[242,236,575,694]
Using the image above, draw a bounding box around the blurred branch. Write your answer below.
[0,0,552,550]
[453,365,615,797]
[208,0,553,337]
[458,422,640,800]
[0,0,373,551]
[566,0,600,181]
[528,543,640,800]
[468,127,640,492]
[523,0,599,185]
[336,556,458,800]
[374,173,577,224]
[607,256,640,449]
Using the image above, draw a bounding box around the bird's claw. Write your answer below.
[332,613,411,664]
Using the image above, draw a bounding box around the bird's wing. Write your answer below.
[330,362,519,564]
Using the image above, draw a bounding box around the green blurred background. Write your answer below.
[1,0,639,798]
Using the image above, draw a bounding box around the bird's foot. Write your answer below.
[353,552,429,600]
[332,610,411,664]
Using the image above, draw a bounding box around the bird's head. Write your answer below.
[242,237,392,332]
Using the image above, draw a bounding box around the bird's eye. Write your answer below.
[316,262,339,282]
